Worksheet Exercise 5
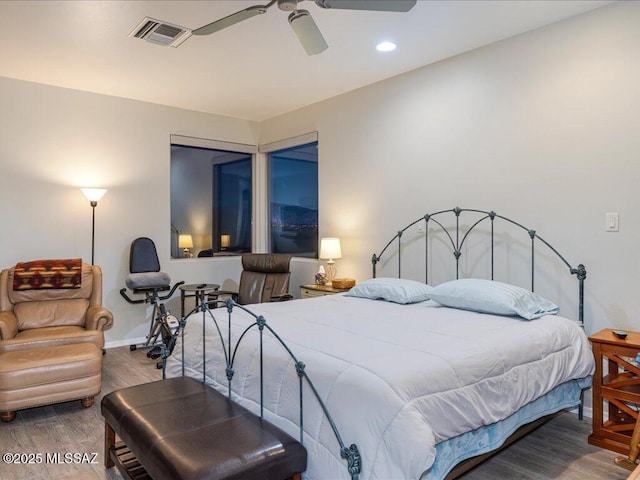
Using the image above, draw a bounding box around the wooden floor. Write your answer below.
[0,346,631,480]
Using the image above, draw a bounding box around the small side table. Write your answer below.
[179,283,220,317]
[300,284,350,299]
[588,328,640,456]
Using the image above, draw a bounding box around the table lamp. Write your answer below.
[178,234,194,258]
[320,237,342,283]
[220,234,230,250]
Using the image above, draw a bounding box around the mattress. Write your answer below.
[165,293,595,480]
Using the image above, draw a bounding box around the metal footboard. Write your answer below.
[170,299,361,480]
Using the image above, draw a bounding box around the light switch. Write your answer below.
[606,213,619,232]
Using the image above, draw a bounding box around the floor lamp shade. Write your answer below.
[81,188,107,205]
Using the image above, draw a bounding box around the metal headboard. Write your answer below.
[371,207,587,325]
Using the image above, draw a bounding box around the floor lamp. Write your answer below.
[81,188,107,265]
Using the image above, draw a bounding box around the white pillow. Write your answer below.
[428,278,559,320]
[345,277,432,304]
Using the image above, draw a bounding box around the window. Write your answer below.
[170,135,256,259]
[215,157,252,254]
[170,133,318,259]
[268,142,318,258]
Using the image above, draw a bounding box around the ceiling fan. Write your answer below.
[192,0,417,55]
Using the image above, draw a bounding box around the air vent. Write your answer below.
[129,17,191,47]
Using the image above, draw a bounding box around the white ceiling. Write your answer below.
[0,0,612,122]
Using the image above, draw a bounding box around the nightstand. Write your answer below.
[627,462,640,480]
[300,284,350,298]
[588,328,640,455]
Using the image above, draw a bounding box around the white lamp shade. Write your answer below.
[320,237,342,260]
[81,188,107,202]
[220,234,231,248]
[178,234,194,249]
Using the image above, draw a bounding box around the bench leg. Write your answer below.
[105,420,115,468]
[1,411,16,422]
[80,397,95,408]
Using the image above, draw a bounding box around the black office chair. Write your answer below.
[119,237,184,367]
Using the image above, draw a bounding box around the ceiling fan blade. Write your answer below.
[314,0,416,12]
[288,10,328,55]
[192,5,268,36]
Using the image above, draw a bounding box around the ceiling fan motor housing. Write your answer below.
[278,0,298,12]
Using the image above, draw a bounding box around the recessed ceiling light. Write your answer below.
[376,41,397,52]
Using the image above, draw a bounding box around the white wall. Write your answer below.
[1,1,638,346]
[0,77,259,345]
[259,1,640,336]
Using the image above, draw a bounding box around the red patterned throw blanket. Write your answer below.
[13,258,82,290]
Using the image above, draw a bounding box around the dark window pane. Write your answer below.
[216,158,252,254]
[269,142,318,257]
[170,144,252,258]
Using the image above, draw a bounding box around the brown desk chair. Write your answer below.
[211,254,293,306]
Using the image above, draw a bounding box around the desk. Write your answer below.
[179,283,220,317]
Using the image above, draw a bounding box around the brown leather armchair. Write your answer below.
[0,261,112,421]
[211,254,293,306]
[0,262,113,353]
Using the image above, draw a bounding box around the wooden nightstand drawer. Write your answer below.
[300,284,350,298]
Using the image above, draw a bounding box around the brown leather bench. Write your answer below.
[101,376,307,480]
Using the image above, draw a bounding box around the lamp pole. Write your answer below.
[81,188,107,266]
[90,200,97,265]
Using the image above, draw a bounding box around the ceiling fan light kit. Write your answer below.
[288,9,329,55]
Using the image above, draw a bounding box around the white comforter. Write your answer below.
[165,294,594,480]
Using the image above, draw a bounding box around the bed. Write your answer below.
[164,207,595,480]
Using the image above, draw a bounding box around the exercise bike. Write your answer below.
[119,237,184,368]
